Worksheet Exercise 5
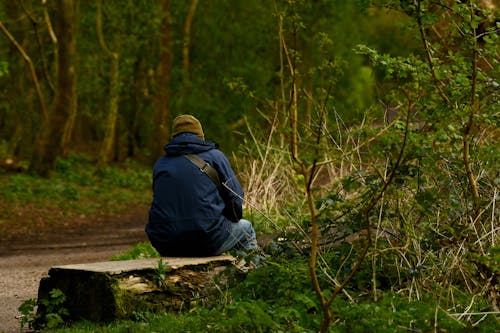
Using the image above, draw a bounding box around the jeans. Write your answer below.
[215,219,258,255]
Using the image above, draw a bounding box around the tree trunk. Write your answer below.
[30,0,76,177]
[62,0,78,155]
[96,0,120,166]
[98,54,120,165]
[182,0,199,90]
[150,0,173,163]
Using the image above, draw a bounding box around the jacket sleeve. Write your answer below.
[210,150,243,222]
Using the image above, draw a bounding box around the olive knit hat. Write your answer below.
[171,114,205,140]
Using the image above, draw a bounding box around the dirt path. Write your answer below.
[0,207,149,333]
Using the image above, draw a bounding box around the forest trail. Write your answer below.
[0,207,148,333]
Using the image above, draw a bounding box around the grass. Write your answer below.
[109,241,160,261]
[0,153,151,239]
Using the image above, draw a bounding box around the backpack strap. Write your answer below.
[184,154,223,192]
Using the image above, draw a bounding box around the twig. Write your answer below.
[462,0,482,218]
[415,0,451,105]
[450,311,500,316]
[18,0,56,93]
[0,20,48,123]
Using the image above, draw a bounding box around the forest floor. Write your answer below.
[0,205,149,333]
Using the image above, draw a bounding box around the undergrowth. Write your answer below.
[0,153,151,239]
[49,252,499,333]
[0,153,150,205]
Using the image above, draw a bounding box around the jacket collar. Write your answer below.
[164,133,218,156]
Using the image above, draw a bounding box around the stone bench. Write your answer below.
[36,255,236,325]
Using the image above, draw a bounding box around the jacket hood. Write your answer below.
[164,133,218,156]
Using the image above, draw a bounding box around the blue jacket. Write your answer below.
[146,133,244,256]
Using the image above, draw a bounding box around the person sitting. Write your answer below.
[146,114,258,257]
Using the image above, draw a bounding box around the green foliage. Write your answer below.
[110,242,160,261]
[0,153,150,205]
[0,0,425,158]
[18,298,37,330]
[0,153,150,236]
[222,300,280,332]
[243,2,498,332]
[0,173,81,202]
[331,292,498,333]
[176,0,278,147]
[56,153,95,186]
[472,246,500,275]
[95,164,150,191]
[231,258,320,331]
[154,258,170,288]
[19,288,69,330]
[40,288,70,329]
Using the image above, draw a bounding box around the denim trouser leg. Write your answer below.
[215,219,258,254]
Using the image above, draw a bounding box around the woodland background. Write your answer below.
[1,0,499,332]
[0,0,419,171]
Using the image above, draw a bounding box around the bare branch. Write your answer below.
[416,0,451,105]
[0,20,48,123]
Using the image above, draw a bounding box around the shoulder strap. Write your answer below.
[184,154,223,192]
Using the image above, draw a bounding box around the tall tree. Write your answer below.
[30,0,76,176]
[150,0,174,162]
[96,0,120,166]
[61,0,78,153]
[182,0,199,91]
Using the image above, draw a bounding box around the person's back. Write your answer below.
[146,115,257,257]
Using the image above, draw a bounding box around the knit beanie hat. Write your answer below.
[171,115,205,140]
